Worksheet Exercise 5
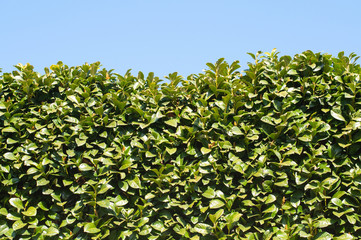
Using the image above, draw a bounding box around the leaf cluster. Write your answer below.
[1,50,361,239]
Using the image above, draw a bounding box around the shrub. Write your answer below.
[0,50,361,239]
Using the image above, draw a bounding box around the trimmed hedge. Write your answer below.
[1,50,361,239]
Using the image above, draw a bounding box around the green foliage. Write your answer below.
[1,50,361,239]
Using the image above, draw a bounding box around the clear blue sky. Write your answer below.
[1,0,361,78]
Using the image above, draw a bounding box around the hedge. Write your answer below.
[0,50,361,239]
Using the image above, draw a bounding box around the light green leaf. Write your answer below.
[263,204,278,213]
[151,221,166,232]
[145,151,156,158]
[331,198,342,208]
[98,183,113,194]
[115,198,128,207]
[65,116,79,124]
[346,214,356,225]
[6,213,21,221]
[9,198,24,210]
[166,147,177,155]
[0,208,8,216]
[67,95,79,104]
[201,147,211,155]
[97,200,110,208]
[209,209,224,224]
[12,220,27,231]
[22,206,37,217]
[79,163,93,171]
[225,212,242,224]
[314,232,333,240]
[192,223,212,236]
[139,225,152,236]
[287,69,298,75]
[209,199,225,209]
[6,138,18,144]
[84,222,101,234]
[99,131,108,138]
[334,233,354,240]
[165,119,178,128]
[106,121,117,128]
[75,138,86,146]
[26,166,38,175]
[261,116,275,125]
[202,188,216,199]
[2,127,18,133]
[38,201,49,211]
[37,178,50,186]
[138,217,150,227]
[314,218,332,228]
[331,110,346,122]
[4,152,16,160]
[265,194,277,204]
[129,176,141,189]
[231,126,243,135]
[298,135,312,142]
[44,226,59,236]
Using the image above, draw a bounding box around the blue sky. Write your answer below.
[1,0,360,78]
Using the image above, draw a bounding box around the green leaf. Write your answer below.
[165,119,178,128]
[79,163,93,171]
[166,147,177,155]
[138,217,150,227]
[99,131,108,138]
[6,212,21,221]
[36,178,50,186]
[98,183,114,195]
[4,152,16,160]
[145,151,156,158]
[331,110,346,122]
[0,208,8,216]
[261,116,275,125]
[298,135,312,142]
[314,232,333,240]
[2,126,18,133]
[129,176,141,189]
[265,194,277,204]
[139,225,152,236]
[67,95,79,104]
[44,226,59,236]
[84,222,101,234]
[22,207,37,217]
[331,198,343,208]
[192,223,212,236]
[75,138,86,146]
[38,201,49,211]
[151,221,166,232]
[314,218,332,228]
[225,212,242,224]
[287,69,298,75]
[263,204,278,213]
[209,199,225,209]
[27,167,39,175]
[97,199,110,208]
[231,126,243,135]
[334,233,354,240]
[65,116,79,124]
[115,197,128,207]
[9,198,24,210]
[12,220,27,231]
[202,188,216,199]
[201,147,211,155]
[6,138,18,144]
[209,209,224,224]
[346,214,357,225]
